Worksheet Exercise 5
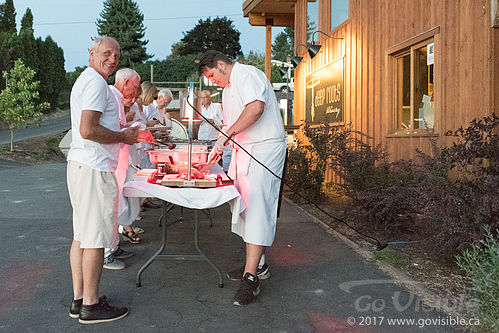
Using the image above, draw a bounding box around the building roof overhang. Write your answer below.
[242,0,296,27]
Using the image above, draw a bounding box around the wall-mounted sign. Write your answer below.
[305,57,344,124]
[427,42,434,65]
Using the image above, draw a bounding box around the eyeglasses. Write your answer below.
[153,96,158,100]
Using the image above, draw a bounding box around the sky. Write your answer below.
[11,0,285,71]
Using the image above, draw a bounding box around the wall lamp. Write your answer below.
[279,66,289,77]
[308,30,344,59]
[291,44,308,68]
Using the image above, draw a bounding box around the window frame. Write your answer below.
[385,27,440,137]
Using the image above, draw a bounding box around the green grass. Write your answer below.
[374,248,411,270]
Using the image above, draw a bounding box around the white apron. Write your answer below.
[230,138,286,246]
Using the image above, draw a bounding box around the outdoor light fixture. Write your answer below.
[279,66,288,77]
[308,30,344,59]
[291,44,308,68]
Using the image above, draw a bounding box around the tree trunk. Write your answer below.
[10,129,14,152]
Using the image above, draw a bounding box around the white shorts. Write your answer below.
[67,161,119,249]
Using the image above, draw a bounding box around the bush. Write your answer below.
[417,114,499,253]
[284,140,325,202]
[298,114,498,253]
[456,225,499,332]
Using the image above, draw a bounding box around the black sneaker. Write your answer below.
[69,298,82,318]
[69,296,107,319]
[79,297,128,324]
[233,272,260,306]
[227,263,270,281]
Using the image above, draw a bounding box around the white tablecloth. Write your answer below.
[123,181,245,225]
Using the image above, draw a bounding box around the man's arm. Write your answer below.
[80,110,138,145]
[224,100,264,138]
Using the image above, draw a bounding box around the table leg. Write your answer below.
[136,204,224,288]
[193,211,224,288]
[136,201,171,287]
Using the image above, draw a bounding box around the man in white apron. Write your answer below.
[198,50,286,306]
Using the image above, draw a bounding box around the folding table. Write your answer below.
[123,180,244,288]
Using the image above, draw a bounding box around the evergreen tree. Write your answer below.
[0,31,22,86]
[0,59,50,151]
[19,7,33,34]
[96,0,152,67]
[0,0,16,34]
[35,35,67,109]
[272,27,294,62]
[19,8,37,73]
[178,17,242,59]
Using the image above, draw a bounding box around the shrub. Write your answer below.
[298,114,498,253]
[284,140,325,202]
[456,225,499,332]
[416,114,499,253]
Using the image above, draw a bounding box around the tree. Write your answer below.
[96,0,152,67]
[170,41,184,58]
[0,0,16,34]
[133,53,200,83]
[35,36,67,109]
[19,8,37,73]
[178,17,242,59]
[0,59,49,151]
[19,7,33,35]
[272,27,294,62]
[240,51,281,83]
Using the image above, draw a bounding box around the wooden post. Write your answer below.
[265,18,273,81]
[294,0,307,56]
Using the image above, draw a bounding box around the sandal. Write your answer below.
[133,226,144,234]
[122,229,141,244]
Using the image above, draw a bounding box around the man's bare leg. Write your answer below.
[70,240,84,300]
[243,243,265,276]
[82,248,104,305]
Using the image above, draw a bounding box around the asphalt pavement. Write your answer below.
[0,114,70,146]
[0,162,464,332]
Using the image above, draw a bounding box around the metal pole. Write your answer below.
[151,64,154,83]
[187,82,193,182]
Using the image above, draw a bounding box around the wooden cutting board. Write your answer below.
[160,174,217,187]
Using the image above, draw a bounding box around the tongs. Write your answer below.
[198,155,221,174]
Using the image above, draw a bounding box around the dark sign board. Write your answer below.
[305,57,344,124]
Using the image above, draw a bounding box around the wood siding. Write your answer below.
[293,0,497,182]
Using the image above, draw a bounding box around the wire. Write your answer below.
[34,14,242,26]
[186,96,388,251]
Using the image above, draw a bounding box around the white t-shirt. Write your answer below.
[67,67,120,172]
[198,102,223,141]
[108,85,126,126]
[222,62,285,145]
[144,101,159,122]
[128,102,146,166]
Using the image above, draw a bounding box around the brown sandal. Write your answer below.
[122,229,141,244]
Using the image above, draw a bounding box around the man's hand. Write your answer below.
[204,133,229,169]
[125,110,135,122]
[121,126,139,145]
[212,133,230,155]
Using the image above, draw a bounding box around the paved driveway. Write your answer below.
[0,162,465,332]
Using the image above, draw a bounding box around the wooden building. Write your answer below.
[243,0,498,181]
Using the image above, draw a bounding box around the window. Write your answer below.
[331,0,349,30]
[393,39,435,132]
[307,1,319,44]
